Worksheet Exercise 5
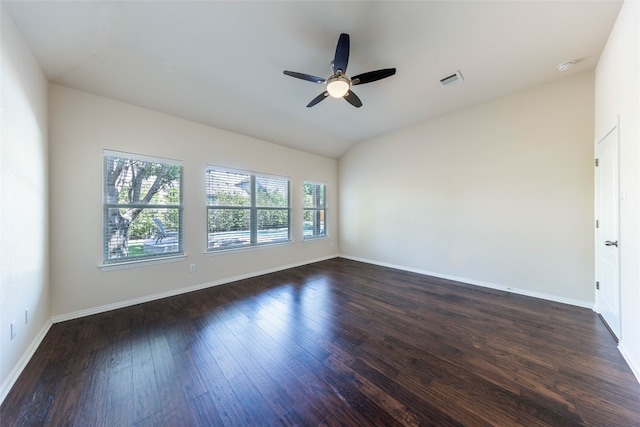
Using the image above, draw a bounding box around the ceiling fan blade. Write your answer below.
[333,33,350,74]
[343,90,362,108]
[351,68,396,85]
[283,71,325,84]
[307,91,329,107]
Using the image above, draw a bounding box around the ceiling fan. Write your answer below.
[284,33,396,108]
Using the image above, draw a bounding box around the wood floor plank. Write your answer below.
[516,386,584,427]
[215,327,296,418]
[186,391,226,427]
[2,258,640,426]
[193,346,253,427]
[200,317,281,426]
[71,348,111,426]
[239,314,352,425]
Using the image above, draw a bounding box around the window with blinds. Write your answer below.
[207,167,290,251]
[103,150,183,264]
[303,181,326,239]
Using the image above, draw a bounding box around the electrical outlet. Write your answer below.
[11,321,17,340]
[189,263,197,273]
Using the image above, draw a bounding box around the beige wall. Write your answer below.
[595,0,640,381]
[0,5,50,402]
[48,85,338,319]
[340,72,595,306]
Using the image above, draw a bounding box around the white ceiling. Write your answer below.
[4,1,622,158]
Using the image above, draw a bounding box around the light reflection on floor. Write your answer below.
[172,275,341,391]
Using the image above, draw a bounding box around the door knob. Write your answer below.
[605,240,618,247]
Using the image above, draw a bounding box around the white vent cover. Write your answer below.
[440,71,464,88]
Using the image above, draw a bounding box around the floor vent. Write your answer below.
[440,70,464,88]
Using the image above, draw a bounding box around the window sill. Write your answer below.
[99,254,187,271]
[303,236,329,243]
[206,240,293,255]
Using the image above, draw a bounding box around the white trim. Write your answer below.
[54,255,338,323]
[339,254,595,309]
[99,254,187,271]
[1,320,52,405]
[618,341,640,384]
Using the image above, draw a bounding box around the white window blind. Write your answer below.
[207,167,290,251]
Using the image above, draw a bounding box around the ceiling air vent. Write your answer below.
[440,70,464,88]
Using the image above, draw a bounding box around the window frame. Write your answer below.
[101,150,184,268]
[303,181,327,240]
[206,166,291,252]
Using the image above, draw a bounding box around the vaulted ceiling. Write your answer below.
[4,1,622,158]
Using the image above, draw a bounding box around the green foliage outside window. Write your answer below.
[207,169,290,250]
[104,152,183,262]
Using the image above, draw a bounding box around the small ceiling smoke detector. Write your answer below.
[557,61,575,72]
[440,70,464,88]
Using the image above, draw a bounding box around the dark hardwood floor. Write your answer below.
[2,258,640,426]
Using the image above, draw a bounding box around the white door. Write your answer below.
[596,125,621,339]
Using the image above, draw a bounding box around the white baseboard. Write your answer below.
[618,341,640,384]
[51,255,338,324]
[0,319,52,405]
[339,254,595,309]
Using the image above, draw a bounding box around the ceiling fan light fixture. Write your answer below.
[326,75,350,98]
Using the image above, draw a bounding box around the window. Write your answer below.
[303,181,326,239]
[207,167,290,251]
[103,150,183,264]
